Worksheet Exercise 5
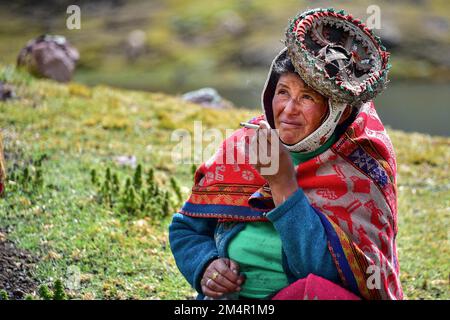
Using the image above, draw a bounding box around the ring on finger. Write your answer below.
[211,271,219,280]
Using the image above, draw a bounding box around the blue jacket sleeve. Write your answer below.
[265,188,340,282]
[168,213,219,293]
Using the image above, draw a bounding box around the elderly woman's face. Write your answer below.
[272,72,328,145]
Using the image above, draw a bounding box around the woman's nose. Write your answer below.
[284,98,301,115]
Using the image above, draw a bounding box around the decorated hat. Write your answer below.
[261,8,391,153]
[285,8,391,106]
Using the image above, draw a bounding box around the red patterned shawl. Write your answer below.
[179,101,403,300]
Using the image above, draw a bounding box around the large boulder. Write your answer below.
[17,35,79,82]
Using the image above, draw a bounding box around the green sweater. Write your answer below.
[227,133,337,298]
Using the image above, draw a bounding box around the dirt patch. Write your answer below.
[0,230,38,299]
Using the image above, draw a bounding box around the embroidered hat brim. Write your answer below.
[285,8,391,106]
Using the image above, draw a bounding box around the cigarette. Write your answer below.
[239,122,260,129]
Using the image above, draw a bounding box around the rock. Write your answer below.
[231,41,284,68]
[17,34,79,82]
[409,40,450,68]
[114,155,137,168]
[182,87,233,109]
[217,11,247,37]
[125,30,147,62]
[0,82,15,101]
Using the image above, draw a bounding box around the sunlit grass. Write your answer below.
[0,65,449,299]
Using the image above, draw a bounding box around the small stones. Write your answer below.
[0,230,38,299]
[0,81,15,101]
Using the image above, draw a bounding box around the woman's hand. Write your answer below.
[248,121,298,206]
[200,258,245,298]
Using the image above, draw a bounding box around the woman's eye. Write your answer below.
[303,94,314,101]
[277,89,287,95]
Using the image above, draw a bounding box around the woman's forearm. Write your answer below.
[269,177,299,207]
[168,213,219,293]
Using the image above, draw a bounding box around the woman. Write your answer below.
[169,8,403,300]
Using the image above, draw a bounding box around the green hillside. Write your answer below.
[0,65,448,299]
[1,0,450,97]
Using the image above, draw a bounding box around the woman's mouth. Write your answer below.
[280,120,303,128]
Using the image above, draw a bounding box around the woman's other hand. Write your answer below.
[200,258,245,298]
[248,120,298,206]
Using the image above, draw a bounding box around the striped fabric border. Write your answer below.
[180,202,268,221]
[315,208,382,299]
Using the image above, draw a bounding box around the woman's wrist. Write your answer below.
[270,178,298,207]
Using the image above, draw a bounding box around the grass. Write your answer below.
[1,0,450,97]
[0,65,449,299]
[0,64,254,299]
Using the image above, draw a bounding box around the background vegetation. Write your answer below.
[0,0,448,300]
[0,65,448,299]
